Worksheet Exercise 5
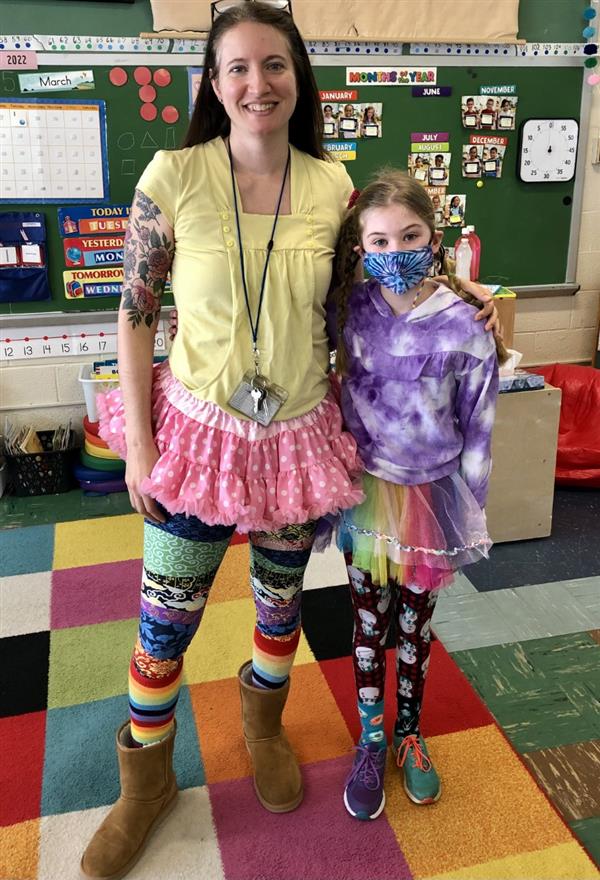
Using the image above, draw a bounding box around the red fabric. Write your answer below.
[528,364,600,487]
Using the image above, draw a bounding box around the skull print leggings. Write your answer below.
[346,557,439,740]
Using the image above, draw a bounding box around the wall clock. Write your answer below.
[517,118,579,183]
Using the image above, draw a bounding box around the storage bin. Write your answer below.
[7,431,77,496]
[78,364,119,423]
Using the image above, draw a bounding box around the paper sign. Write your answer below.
[63,267,123,298]
[0,50,38,70]
[0,246,18,265]
[411,142,449,152]
[346,67,436,86]
[412,86,452,97]
[411,132,449,143]
[18,69,94,93]
[63,234,125,267]
[58,206,130,238]
[469,134,509,146]
[21,244,42,264]
[480,84,517,95]
[319,90,358,101]
[323,141,357,161]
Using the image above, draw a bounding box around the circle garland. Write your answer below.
[583,3,599,84]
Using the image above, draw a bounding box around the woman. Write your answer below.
[81,3,499,878]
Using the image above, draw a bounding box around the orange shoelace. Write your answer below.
[396,735,432,772]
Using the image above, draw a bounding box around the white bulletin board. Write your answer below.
[0,97,109,203]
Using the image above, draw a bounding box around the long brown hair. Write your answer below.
[182,2,326,159]
[333,169,508,373]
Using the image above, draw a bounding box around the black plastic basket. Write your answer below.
[7,430,77,496]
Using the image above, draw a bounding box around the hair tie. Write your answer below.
[347,188,361,210]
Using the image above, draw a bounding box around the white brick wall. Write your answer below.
[0,356,89,437]
[515,82,600,366]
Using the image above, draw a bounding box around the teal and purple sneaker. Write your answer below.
[343,744,387,820]
[394,734,441,805]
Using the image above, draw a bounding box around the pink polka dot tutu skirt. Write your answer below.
[97,361,364,532]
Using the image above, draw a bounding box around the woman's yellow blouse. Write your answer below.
[137,137,354,420]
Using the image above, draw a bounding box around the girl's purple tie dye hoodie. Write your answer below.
[328,280,499,508]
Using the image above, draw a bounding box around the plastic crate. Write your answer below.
[78,364,119,422]
[7,430,77,496]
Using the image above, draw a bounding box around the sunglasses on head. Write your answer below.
[211,0,292,20]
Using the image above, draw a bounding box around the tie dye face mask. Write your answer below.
[363,246,434,295]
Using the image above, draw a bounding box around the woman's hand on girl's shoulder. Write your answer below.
[433,275,502,338]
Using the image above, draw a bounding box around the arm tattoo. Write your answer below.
[121,189,174,329]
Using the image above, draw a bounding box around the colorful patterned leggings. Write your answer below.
[346,559,439,740]
[129,514,316,745]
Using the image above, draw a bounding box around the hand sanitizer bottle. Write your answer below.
[465,225,481,279]
[454,228,473,280]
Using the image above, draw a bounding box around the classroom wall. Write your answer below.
[2,88,599,430]
[513,85,600,366]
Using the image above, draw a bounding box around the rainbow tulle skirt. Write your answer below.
[336,470,492,591]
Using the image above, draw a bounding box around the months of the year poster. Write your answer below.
[0,97,109,202]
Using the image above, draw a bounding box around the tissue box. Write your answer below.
[499,369,545,393]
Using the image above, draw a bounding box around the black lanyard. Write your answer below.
[227,139,291,370]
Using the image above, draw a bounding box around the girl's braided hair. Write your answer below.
[332,169,508,374]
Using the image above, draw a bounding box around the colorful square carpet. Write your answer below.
[1,514,598,880]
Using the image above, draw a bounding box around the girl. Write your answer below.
[323,103,339,138]
[329,170,507,821]
[360,105,380,138]
[446,194,464,225]
[340,102,359,138]
[463,145,482,179]
[430,193,444,227]
[429,153,449,186]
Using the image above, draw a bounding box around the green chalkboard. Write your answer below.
[318,64,583,287]
[0,60,583,314]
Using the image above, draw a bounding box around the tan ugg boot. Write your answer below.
[80,721,178,880]
[238,660,303,813]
